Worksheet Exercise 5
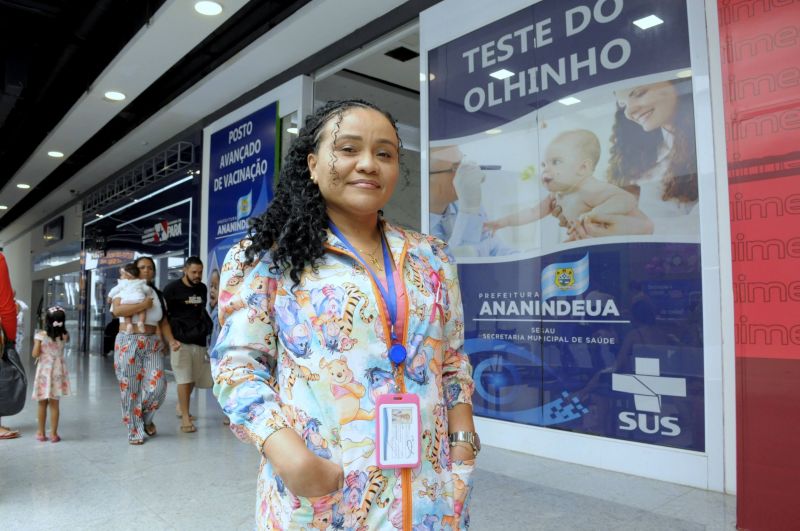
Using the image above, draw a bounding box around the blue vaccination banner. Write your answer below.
[207,102,278,281]
[426,0,706,451]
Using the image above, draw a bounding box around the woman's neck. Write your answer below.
[328,209,382,247]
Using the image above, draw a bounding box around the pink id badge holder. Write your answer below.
[375,393,421,469]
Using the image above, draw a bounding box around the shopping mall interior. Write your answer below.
[1,1,798,529]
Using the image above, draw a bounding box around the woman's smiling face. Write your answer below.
[307,107,400,220]
[615,81,678,132]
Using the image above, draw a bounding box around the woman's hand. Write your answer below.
[572,210,654,239]
[113,297,153,318]
[280,450,343,497]
[263,428,343,497]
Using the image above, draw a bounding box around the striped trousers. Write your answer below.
[113,333,167,442]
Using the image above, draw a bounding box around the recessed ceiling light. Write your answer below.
[633,15,664,30]
[47,151,64,158]
[0,205,7,210]
[490,69,515,80]
[558,96,581,106]
[676,69,692,78]
[286,127,299,135]
[194,1,223,16]
[485,128,503,135]
[104,91,126,101]
[17,183,31,189]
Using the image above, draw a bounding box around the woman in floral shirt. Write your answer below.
[212,100,478,530]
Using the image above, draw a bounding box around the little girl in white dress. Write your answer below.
[31,306,71,442]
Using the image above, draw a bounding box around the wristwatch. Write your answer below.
[448,431,481,457]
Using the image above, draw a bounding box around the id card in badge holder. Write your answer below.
[376,394,421,469]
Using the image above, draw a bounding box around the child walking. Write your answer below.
[31,306,72,442]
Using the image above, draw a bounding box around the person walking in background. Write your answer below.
[112,256,175,445]
[163,256,213,434]
[31,306,71,442]
[206,267,229,426]
[0,252,22,440]
[213,100,478,529]
[14,291,28,353]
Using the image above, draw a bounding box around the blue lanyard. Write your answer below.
[328,222,399,341]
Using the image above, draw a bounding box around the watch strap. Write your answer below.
[449,431,479,456]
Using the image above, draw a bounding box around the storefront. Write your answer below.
[28,208,84,353]
[81,168,201,355]
[167,0,800,525]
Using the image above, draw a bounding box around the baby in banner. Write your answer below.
[485,129,639,242]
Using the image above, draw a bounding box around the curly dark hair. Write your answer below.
[245,99,400,286]
[606,79,697,204]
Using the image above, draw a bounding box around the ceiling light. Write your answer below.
[485,129,503,135]
[104,91,126,101]
[48,151,64,158]
[0,205,7,210]
[490,69,515,80]
[17,183,31,189]
[633,15,664,30]
[96,213,103,218]
[286,127,298,135]
[676,69,692,78]
[194,1,223,16]
[558,96,581,106]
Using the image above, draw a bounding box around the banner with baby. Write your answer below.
[424,0,706,451]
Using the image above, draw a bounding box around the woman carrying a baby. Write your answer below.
[111,257,178,445]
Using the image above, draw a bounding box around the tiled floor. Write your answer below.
[0,353,736,530]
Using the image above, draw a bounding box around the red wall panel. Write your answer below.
[718,1,800,529]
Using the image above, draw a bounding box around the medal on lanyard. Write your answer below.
[329,222,407,366]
